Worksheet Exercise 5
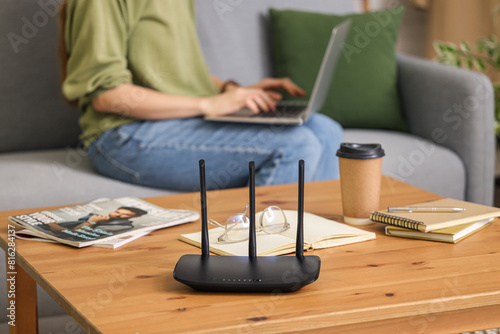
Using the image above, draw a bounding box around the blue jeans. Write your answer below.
[88,114,343,192]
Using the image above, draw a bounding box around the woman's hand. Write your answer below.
[248,78,307,98]
[201,77,307,116]
[200,87,280,116]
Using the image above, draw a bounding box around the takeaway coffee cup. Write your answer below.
[336,143,385,225]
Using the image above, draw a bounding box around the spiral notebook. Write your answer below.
[370,198,500,232]
[385,218,495,243]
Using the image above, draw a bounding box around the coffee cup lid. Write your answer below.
[336,143,385,159]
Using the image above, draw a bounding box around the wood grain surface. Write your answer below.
[1,177,499,334]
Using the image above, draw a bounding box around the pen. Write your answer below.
[387,206,466,213]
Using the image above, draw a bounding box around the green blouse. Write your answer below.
[62,0,218,148]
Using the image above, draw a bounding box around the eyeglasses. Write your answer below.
[208,203,290,243]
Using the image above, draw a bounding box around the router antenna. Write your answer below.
[174,159,320,292]
[248,161,257,259]
[199,159,209,258]
[296,160,305,258]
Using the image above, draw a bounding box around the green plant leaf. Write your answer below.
[475,58,487,71]
[433,41,445,55]
[445,44,459,53]
[460,41,471,53]
[465,57,474,70]
[492,46,500,69]
[495,100,500,135]
[436,56,448,65]
[477,39,488,52]
[446,54,459,67]
[493,82,500,92]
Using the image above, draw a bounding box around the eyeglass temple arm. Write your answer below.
[207,219,224,228]
[248,161,257,260]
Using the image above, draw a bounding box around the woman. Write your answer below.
[60,0,343,191]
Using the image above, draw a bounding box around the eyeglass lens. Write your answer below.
[261,206,288,234]
[220,214,249,242]
[217,205,289,243]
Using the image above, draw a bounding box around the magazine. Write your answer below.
[9,197,199,248]
[14,228,150,249]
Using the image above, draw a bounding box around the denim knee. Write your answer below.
[278,126,323,169]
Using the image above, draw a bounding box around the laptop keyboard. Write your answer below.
[256,101,308,118]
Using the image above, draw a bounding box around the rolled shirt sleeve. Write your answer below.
[61,0,218,148]
[62,0,132,102]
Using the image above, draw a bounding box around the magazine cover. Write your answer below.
[9,197,199,248]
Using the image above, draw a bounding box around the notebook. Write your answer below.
[179,210,375,256]
[204,20,351,125]
[370,198,500,232]
[385,218,495,243]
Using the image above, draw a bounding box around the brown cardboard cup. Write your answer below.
[336,143,384,225]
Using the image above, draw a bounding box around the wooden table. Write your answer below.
[1,177,500,334]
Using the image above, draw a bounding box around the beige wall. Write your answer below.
[425,0,499,57]
[370,0,500,65]
[370,0,429,57]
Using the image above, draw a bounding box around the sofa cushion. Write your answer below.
[269,8,407,132]
[344,129,466,200]
[0,149,179,211]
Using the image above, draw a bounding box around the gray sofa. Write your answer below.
[0,0,495,332]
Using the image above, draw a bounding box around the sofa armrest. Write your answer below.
[397,54,495,205]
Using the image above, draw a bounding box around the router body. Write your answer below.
[173,160,320,293]
[174,254,320,292]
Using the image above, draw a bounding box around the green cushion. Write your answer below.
[269,8,407,131]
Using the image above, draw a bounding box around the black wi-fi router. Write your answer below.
[173,160,321,292]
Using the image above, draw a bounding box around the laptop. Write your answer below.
[204,20,351,125]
